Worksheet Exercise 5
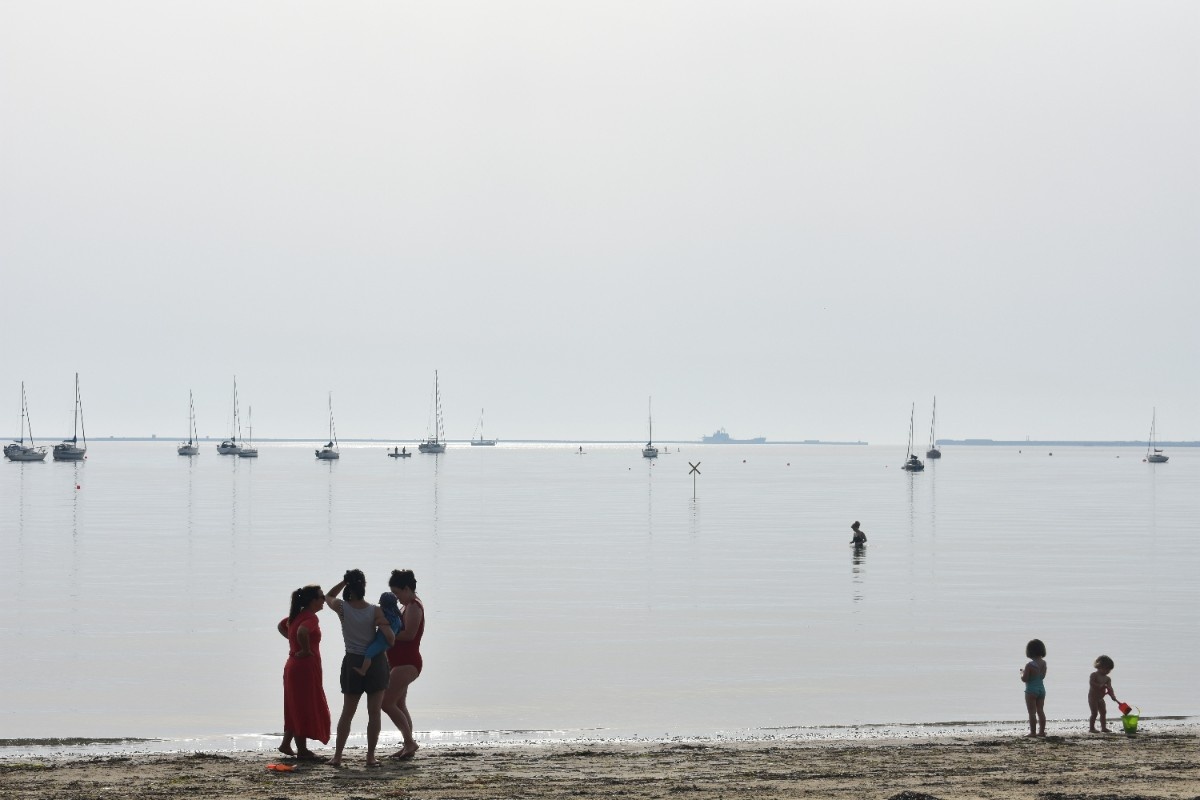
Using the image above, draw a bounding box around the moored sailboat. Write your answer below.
[178,390,200,456]
[4,382,47,462]
[217,377,242,455]
[1146,409,1168,463]
[642,397,658,459]
[925,396,941,459]
[238,406,258,458]
[470,408,496,446]
[902,402,924,472]
[52,373,87,461]
[418,371,446,454]
[315,392,340,459]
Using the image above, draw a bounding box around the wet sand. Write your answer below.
[2,732,1198,800]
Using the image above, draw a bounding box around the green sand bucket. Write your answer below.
[1121,707,1140,736]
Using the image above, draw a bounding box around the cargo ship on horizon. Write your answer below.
[702,428,766,444]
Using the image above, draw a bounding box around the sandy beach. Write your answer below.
[2,732,1197,800]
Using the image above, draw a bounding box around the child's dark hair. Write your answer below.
[289,585,323,621]
[342,569,367,601]
[1094,654,1114,670]
[1026,639,1047,659]
[389,569,417,591]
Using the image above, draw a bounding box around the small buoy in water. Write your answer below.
[76,484,81,490]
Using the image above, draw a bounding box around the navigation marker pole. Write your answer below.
[689,461,701,501]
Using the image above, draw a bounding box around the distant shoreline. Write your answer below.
[938,439,1200,447]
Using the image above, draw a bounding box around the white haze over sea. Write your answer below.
[2,2,1198,446]
[1,442,1197,750]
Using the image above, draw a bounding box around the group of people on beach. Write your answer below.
[1021,639,1125,737]
[277,568,425,766]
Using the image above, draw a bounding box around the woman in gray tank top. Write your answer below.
[324,569,395,767]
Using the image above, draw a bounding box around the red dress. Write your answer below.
[282,610,331,743]
[386,597,425,674]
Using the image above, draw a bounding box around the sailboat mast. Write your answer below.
[908,402,915,457]
[75,373,86,448]
[928,396,937,450]
[648,396,653,445]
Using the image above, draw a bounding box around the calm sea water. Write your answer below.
[1,442,1197,747]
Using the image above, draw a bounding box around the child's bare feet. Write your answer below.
[1025,732,1039,738]
[1100,726,1111,733]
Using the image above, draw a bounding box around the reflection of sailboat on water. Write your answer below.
[925,396,941,459]
[238,406,259,458]
[4,382,47,461]
[217,377,242,455]
[1146,408,1168,463]
[902,403,924,472]
[315,392,340,460]
[642,397,658,459]
[178,390,200,456]
[418,371,446,454]
[470,408,496,446]
[52,373,87,461]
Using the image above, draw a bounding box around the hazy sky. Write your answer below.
[2,2,1196,444]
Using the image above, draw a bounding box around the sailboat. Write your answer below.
[217,377,242,454]
[316,392,340,459]
[642,397,658,459]
[418,371,446,454]
[52,373,87,461]
[470,408,496,446]
[177,390,200,456]
[902,402,924,472]
[4,382,47,461]
[1146,408,1168,463]
[238,406,259,458]
[925,396,942,459]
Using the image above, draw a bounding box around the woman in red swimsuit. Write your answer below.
[383,569,425,760]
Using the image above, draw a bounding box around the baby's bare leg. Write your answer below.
[353,656,373,677]
[1098,699,1109,731]
[1089,695,1100,731]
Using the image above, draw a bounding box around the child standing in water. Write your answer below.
[352,592,404,677]
[1088,655,1119,733]
[1021,639,1047,737]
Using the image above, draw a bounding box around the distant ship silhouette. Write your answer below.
[702,428,766,444]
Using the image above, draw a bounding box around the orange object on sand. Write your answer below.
[266,763,296,772]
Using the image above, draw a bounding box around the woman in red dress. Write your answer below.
[277,585,331,759]
[383,569,425,760]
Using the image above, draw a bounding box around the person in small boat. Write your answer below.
[850,521,867,545]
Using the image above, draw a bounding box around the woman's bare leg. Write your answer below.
[384,666,420,756]
[331,693,362,766]
[365,690,386,766]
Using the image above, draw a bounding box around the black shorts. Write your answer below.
[339,653,391,695]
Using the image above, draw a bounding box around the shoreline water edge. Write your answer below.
[2,725,1197,800]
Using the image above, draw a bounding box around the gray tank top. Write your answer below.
[340,602,378,655]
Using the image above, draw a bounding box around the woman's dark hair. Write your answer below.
[343,569,367,601]
[1095,654,1114,670]
[389,569,417,591]
[1026,638,1047,659]
[289,585,323,621]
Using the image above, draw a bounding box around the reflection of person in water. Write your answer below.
[850,521,867,545]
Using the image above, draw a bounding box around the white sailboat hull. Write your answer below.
[177,444,199,456]
[470,440,496,446]
[418,441,445,454]
[642,446,658,459]
[315,447,339,460]
[1147,453,1168,463]
[5,444,47,462]
[217,441,241,455]
[238,448,259,458]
